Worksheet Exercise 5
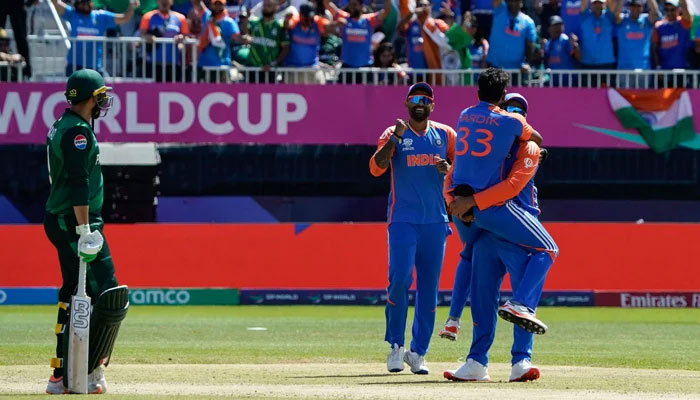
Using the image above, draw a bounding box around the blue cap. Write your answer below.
[503,93,528,113]
[407,82,434,99]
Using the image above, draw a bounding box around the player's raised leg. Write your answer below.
[385,222,419,372]
[473,200,557,334]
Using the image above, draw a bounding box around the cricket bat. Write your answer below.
[67,258,91,394]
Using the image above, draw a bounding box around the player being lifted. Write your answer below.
[370,83,456,375]
[443,68,558,381]
[441,93,550,382]
[44,69,129,394]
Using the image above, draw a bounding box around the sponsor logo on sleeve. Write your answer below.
[74,135,87,150]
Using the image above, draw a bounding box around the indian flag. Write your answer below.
[608,89,695,153]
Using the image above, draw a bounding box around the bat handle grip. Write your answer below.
[77,259,87,297]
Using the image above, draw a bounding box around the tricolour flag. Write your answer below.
[608,88,695,153]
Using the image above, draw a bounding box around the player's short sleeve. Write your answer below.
[230,18,241,37]
[97,10,118,30]
[176,12,189,34]
[369,126,395,177]
[494,1,506,16]
[279,21,290,45]
[681,15,692,30]
[509,113,533,141]
[64,4,76,20]
[61,127,93,206]
[525,18,537,42]
[335,9,350,21]
[139,10,155,31]
[446,126,457,163]
[314,15,327,32]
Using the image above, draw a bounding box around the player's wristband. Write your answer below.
[390,135,402,145]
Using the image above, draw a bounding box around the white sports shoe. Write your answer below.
[88,366,107,394]
[439,319,460,341]
[443,358,490,382]
[509,359,540,382]
[498,300,548,335]
[46,376,68,395]
[403,349,429,375]
[387,344,405,373]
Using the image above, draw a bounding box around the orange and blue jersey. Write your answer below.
[139,10,189,64]
[285,15,325,67]
[451,102,533,192]
[653,16,693,69]
[336,10,379,67]
[370,121,457,225]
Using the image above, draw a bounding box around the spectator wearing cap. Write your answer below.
[197,0,244,81]
[535,0,561,39]
[238,0,290,83]
[284,2,330,83]
[485,0,537,85]
[614,0,658,87]
[0,0,31,77]
[139,0,190,82]
[652,0,692,70]
[543,15,580,85]
[560,0,582,37]
[51,0,139,77]
[323,0,391,83]
[578,0,617,85]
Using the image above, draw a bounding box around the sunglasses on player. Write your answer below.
[408,95,434,105]
[505,105,526,115]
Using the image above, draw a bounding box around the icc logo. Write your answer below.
[69,89,77,97]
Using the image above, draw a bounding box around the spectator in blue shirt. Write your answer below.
[560,0,583,37]
[543,15,580,85]
[578,0,618,86]
[197,0,243,81]
[652,0,693,86]
[485,0,537,85]
[51,0,139,76]
[614,0,658,87]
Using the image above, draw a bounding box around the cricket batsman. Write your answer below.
[369,83,456,375]
[44,69,129,394]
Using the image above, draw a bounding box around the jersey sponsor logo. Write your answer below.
[74,134,87,150]
[406,153,441,167]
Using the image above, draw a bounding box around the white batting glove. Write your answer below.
[76,224,104,263]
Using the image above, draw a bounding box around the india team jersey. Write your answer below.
[63,5,117,69]
[370,121,457,224]
[451,102,533,192]
[336,10,378,67]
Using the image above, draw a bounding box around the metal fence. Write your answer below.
[0,61,25,82]
[27,35,700,88]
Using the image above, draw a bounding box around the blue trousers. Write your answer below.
[385,222,449,356]
[468,232,538,365]
[447,218,480,319]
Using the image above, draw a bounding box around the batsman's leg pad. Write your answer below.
[88,285,129,373]
[53,302,69,378]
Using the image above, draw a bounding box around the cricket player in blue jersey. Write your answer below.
[443,68,558,381]
[440,93,548,382]
[439,93,544,341]
[370,82,457,375]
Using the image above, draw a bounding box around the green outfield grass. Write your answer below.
[1,305,700,371]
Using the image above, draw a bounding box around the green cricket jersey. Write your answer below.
[46,109,104,216]
[247,17,289,67]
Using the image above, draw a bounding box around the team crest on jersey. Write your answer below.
[74,135,87,150]
[434,137,443,147]
[402,138,414,151]
[524,157,535,168]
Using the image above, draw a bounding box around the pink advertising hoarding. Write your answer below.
[1,83,699,148]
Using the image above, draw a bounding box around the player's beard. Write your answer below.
[262,10,275,18]
[409,107,430,122]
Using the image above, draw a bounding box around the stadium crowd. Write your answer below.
[2,0,700,84]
